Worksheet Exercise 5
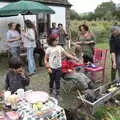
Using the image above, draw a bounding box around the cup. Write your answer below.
[16,89,24,98]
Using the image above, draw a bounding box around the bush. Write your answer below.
[70,20,120,43]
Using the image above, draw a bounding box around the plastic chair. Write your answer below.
[84,48,108,82]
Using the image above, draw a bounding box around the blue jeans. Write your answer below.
[27,47,36,73]
[9,47,20,58]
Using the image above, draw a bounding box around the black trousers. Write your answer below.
[49,68,62,90]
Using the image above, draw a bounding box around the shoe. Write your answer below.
[55,95,63,101]
[49,88,54,96]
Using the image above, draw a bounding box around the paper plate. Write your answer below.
[25,91,49,103]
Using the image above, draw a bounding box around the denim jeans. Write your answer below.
[9,47,20,58]
[27,47,36,73]
[111,54,120,81]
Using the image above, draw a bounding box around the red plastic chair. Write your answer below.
[84,48,108,82]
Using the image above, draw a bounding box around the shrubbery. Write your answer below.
[70,20,119,43]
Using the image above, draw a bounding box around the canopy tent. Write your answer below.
[0,0,55,17]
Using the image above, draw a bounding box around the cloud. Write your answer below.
[68,0,120,13]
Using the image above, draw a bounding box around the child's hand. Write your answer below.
[48,68,52,73]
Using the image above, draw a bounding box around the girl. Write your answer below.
[44,34,79,99]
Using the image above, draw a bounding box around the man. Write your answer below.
[48,22,59,36]
[110,26,120,81]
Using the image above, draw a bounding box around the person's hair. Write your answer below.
[52,22,56,26]
[79,24,89,31]
[47,34,58,46]
[16,24,21,34]
[9,57,23,69]
[24,20,34,29]
[58,23,63,27]
[8,22,14,29]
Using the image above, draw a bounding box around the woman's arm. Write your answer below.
[7,36,21,42]
[23,30,35,41]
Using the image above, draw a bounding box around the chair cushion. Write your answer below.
[85,66,104,72]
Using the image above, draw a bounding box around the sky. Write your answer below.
[68,0,120,13]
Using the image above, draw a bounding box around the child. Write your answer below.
[5,57,30,94]
[44,34,79,99]
[62,57,94,90]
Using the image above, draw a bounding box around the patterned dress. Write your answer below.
[77,32,95,58]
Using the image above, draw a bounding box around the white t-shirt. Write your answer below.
[7,30,21,48]
[46,45,65,69]
[22,29,36,48]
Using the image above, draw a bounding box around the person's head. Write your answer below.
[111,26,120,36]
[15,24,21,33]
[8,22,16,30]
[52,22,56,28]
[24,20,34,29]
[58,23,63,29]
[79,24,89,33]
[9,57,23,73]
[47,34,59,46]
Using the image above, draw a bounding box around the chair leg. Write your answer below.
[91,72,96,81]
[102,70,105,82]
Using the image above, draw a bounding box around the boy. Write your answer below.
[5,57,30,94]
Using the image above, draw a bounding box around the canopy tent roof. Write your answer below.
[0,0,55,17]
[0,0,72,7]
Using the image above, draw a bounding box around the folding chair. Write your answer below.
[84,48,108,82]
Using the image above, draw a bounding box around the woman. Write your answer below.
[22,20,36,74]
[58,23,67,48]
[75,24,96,63]
[7,23,21,58]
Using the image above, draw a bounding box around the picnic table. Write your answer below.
[0,90,67,120]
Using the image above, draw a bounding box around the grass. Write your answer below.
[0,43,119,120]
[96,42,109,49]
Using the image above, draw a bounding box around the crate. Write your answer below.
[77,83,120,114]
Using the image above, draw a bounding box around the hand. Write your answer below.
[74,57,79,62]
[48,68,52,73]
[112,63,117,69]
[22,32,26,37]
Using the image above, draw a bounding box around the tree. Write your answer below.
[70,9,81,20]
[95,1,116,20]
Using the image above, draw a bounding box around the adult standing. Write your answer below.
[75,24,96,63]
[58,23,67,48]
[48,22,59,36]
[109,26,120,81]
[22,20,36,75]
[7,23,21,58]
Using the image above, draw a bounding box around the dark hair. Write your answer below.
[24,20,34,28]
[79,24,89,31]
[8,22,14,29]
[58,23,63,27]
[47,34,58,46]
[9,57,23,69]
[16,24,21,34]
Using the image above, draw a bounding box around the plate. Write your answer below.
[25,91,49,103]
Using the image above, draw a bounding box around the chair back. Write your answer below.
[93,48,108,67]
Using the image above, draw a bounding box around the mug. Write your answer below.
[16,89,24,98]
